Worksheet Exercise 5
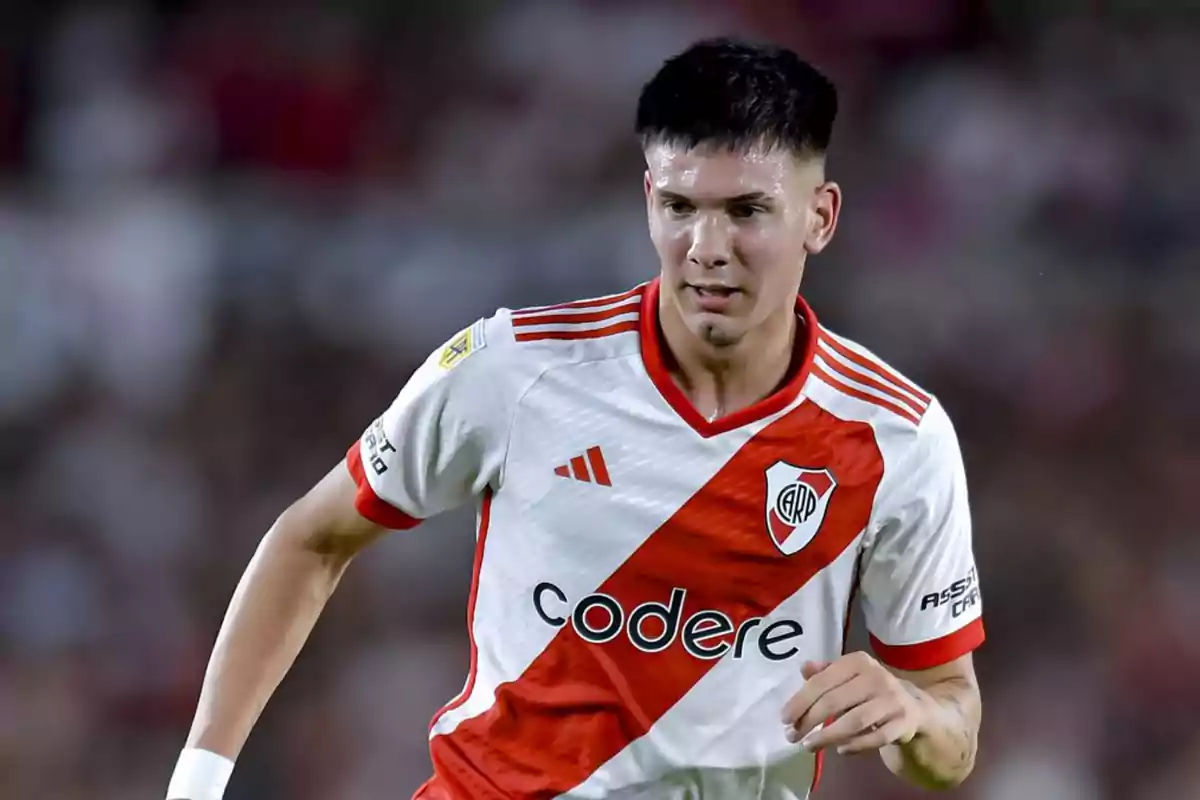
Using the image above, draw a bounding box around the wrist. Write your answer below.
[899,679,937,742]
[890,683,975,788]
[166,747,235,800]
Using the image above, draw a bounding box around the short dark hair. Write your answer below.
[635,38,838,158]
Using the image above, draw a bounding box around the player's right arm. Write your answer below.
[167,314,517,799]
[177,461,384,768]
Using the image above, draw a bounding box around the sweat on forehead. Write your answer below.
[645,142,822,195]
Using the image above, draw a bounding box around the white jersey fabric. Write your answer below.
[346,279,985,800]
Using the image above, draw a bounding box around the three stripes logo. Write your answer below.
[554,446,612,487]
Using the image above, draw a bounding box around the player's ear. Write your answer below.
[804,180,841,255]
[644,170,658,222]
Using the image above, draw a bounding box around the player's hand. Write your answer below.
[780,651,926,755]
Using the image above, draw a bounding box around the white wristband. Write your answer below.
[166,747,235,800]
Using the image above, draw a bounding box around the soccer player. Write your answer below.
[167,38,984,800]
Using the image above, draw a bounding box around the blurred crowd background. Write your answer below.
[2,1,1198,798]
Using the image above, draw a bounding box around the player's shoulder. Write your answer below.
[431,283,646,395]
[495,282,647,367]
[427,283,645,404]
[807,323,944,435]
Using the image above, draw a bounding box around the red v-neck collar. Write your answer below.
[638,277,819,438]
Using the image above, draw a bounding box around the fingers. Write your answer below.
[800,660,830,680]
[784,674,876,743]
[780,661,857,730]
[781,652,923,755]
[794,697,898,752]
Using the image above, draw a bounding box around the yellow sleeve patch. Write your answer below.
[437,319,487,370]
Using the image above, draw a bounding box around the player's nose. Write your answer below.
[687,214,733,269]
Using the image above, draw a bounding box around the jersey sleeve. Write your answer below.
[858,398,985,671]
[345,313,515,529]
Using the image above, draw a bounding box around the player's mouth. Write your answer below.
[687,283,741,312]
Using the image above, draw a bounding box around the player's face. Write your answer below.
[644,142,840,349]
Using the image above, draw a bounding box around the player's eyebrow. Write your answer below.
[656,190,774,204]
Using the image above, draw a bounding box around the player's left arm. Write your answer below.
[881,654,980,787]
[782,397,984,789]
[781,651,980,789]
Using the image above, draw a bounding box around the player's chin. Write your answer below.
[693,316,746,349]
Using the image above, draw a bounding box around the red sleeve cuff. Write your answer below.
[870,618,985,671]
[345,441,423,530]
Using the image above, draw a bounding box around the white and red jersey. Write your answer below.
[346,279,984,800]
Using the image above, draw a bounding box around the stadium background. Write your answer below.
[1,1,1198,798]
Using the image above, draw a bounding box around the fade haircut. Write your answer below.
[636,37,838,159]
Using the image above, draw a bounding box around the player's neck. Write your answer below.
[659,301,799,422]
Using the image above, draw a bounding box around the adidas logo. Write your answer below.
[554,446,612,486]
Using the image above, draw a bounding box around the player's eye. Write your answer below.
[663,199,695,216]
[728,204,765,219]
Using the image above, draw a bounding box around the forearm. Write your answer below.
[184,510,350,759]
[881,677,980,789]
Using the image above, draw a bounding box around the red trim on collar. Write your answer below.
[638,277,819,438]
